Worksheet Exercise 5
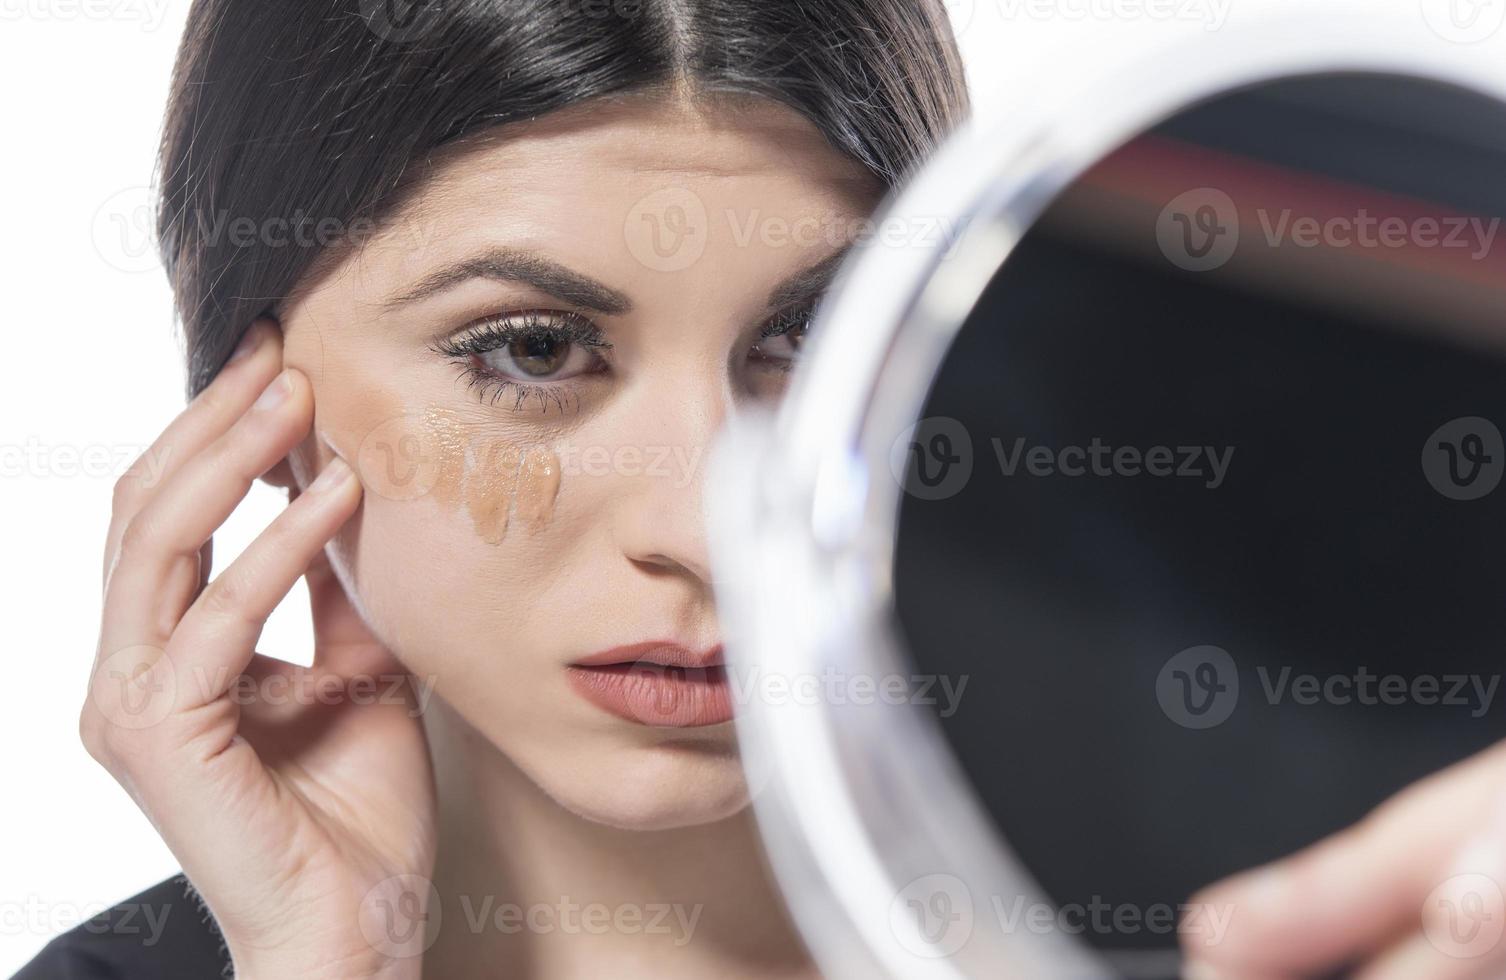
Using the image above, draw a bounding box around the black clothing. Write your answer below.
[13,877,229,979]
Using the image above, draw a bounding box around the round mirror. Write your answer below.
[708,15,1506,980]
[902,68,1506,978]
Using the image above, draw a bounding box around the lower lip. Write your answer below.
[566,662,734,727]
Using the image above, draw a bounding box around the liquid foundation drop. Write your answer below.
[415,405,562,543]
[465,441,525,545]
[421,406,469,510]
[515,445,562,530]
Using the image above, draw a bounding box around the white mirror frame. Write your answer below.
[707,8,1506,979]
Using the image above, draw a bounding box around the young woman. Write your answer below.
[20,1,968,977]
[21,1,1506,978]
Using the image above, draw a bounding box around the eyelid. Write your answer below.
[759,296,822,338]
[430,309,613,358]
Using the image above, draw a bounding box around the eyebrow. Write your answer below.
[767,246,852,311]
[381,243,855,317]
[382,246,634,315]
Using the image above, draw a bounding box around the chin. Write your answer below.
[532,734,754,832]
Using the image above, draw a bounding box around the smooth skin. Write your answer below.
[84,328,434,979]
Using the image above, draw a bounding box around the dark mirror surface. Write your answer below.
[893,72,1506,975]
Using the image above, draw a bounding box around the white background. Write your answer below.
[0,0,1487,972]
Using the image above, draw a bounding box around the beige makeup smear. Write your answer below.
[516,445,562,530]
[357,401,561,543]
[422,406,470,509]
[465,440,525,545]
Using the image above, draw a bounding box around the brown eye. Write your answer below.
[433,310,613,412]
[509,334,569,376]
[467,322,606,384]
[751,308,812,369]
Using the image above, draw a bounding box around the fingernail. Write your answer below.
[228,324,263,364]
[253,370,293,412]
[308,457,355,493]
[317,429,348,463]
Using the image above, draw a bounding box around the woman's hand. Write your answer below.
[1182,739,1506,979]
[80,319,437,980]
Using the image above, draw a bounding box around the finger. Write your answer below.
[104,318,281,585]
[167,456,361,718]
[198,537,213,593]
[1353,794,1506,980]
[1355,931,1506,980]
[1183,742,1506,976]
[99,368,313,660]
[282,465,405,677]
[84,457,356,760]
[305,546,402,678]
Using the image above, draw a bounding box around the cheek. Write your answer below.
[310,376,569,547]
[305,382,607,662]
[421,407,563,545]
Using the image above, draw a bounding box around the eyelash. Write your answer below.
[752,303,818,372]
[429,310,612,413]
[430,301,819,413]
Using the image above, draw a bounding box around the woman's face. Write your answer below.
[278,91,883,830]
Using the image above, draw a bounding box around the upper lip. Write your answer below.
[572,640,726,669]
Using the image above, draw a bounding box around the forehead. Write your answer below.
[299,93,883,307]
[418,90,880,195]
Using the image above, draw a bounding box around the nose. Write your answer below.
[610,376,729,588]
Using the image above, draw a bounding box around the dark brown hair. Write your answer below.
[156,0,970,397]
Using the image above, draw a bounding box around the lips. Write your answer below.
[567,641,733,727]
